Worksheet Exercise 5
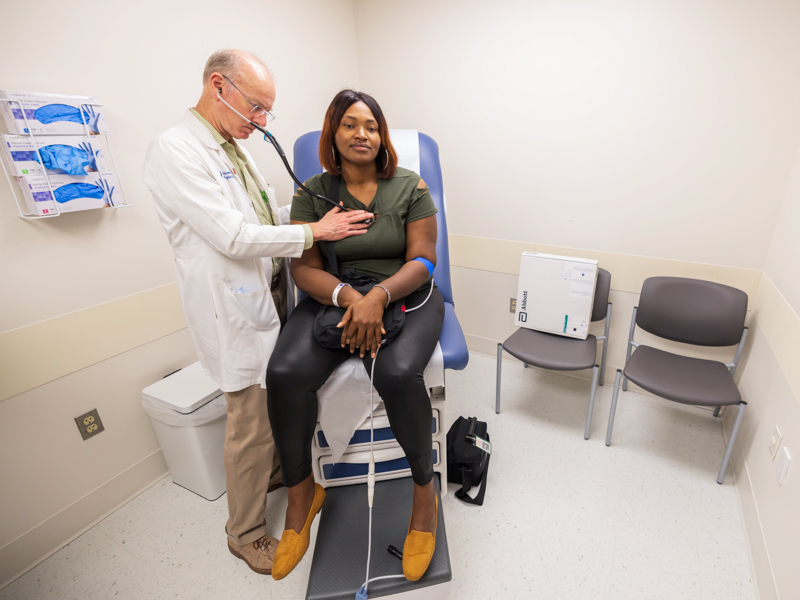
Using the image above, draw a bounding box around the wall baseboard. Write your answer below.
[723,409,779,600]
[0,449,168,590]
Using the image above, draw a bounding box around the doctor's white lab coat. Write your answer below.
[143,110,307,392]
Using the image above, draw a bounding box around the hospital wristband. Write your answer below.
[373,284,391,308]
[332,283,351,308]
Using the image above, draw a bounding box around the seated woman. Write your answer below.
[266,90,443,582]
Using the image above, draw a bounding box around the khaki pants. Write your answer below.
[223,285,286,547]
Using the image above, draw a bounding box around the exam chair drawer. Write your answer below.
[317,443,441,487]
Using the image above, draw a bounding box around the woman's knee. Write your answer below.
[373,357,425,395]
[266,352,305,392]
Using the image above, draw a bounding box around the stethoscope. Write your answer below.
[217,91,376,225]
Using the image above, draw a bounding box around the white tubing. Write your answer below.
[362,345,405,594]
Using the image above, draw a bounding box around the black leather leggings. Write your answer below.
[267,286,444,487]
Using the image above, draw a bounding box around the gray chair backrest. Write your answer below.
[591,268,611,322]
[636,277,747,346]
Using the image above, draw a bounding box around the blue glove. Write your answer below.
[33,104,103,134]
[33,144,91,176]
[52,182,106,204]
[97,177,115,206]
[34,104,84,125]
[77,142,98,171]
[81,106,103,134]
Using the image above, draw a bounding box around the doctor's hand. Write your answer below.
[310,205,373,242]
[338,292,386,358]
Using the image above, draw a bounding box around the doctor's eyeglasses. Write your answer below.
[222,75,276,122]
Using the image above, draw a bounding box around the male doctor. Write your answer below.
[142,49,371,575]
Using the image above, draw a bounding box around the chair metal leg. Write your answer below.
[717,402,747,484]
[713,406,722,417]
[584,365,600,440]
[495,343,503,414]
[605,370,623,446]
[623,308,637,392]
[599,302,612,387]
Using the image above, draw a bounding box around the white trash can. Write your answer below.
[142,362,227,500]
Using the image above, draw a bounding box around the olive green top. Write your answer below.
[290,168,438,284]
[189,108,313,276]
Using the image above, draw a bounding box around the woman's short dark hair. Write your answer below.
[319,90,398,179]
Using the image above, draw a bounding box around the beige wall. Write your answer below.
[0,0,360,588]
[726,142,800,600]
[353,3,800,599]
[3,0,800,595]
[0,0,360,331]
[353,0,800,269]
[763,144,800,315]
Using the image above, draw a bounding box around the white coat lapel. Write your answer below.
[181,110,248,195]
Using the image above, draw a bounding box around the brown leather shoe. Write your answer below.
[228,534,279,574]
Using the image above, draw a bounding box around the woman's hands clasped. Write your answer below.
[337,289,388,358]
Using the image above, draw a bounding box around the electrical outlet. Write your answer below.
[510,298,517,313]
[775,446,791,485]
[768,425,783,460]
[75,409,105,441]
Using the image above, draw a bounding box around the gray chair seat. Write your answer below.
[623,345,741,407]
[502,328,597,372]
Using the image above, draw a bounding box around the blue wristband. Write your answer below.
[412,257,435,277]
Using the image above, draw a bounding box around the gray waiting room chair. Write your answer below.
[496,268,612,440]
[605,276,748,484]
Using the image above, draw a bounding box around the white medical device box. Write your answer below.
[514,252,598,340]
[17,171,118,215]
[0,90,108,135]
[0,134,106,176]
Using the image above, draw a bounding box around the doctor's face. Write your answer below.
[216,71,276,140]
[334,101,381,168]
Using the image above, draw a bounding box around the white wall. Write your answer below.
[353,3,800,599]
[3,0,800,595]
[727,141,800,600]
[0,0,360,588]
[0,0,359,331]
[763,144,800,314]
[353,0,800,269]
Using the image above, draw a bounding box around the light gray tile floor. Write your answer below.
[0,353,757,600]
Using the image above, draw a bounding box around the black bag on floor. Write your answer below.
[446,416,491,505]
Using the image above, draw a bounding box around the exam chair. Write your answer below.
[292,130,470,479]
[293,130,469,487]
[495,268,612,439]
[292,130,468,600]
[605,276,748,484]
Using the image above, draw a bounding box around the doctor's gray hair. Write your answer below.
[202,49,273,86]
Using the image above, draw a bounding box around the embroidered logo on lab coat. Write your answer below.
[220,171,234,180]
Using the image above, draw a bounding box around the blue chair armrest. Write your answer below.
[440,302,469,371]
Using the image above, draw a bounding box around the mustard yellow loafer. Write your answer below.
[402,495,438,581]
[272,483,326,580]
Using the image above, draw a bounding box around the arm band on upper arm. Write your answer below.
[412,257,435,277]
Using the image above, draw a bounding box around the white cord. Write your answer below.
[361,279,435,595]
[404,277,434,314]
[361,345,405,594]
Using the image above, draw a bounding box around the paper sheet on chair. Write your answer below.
[317,342,444,462]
